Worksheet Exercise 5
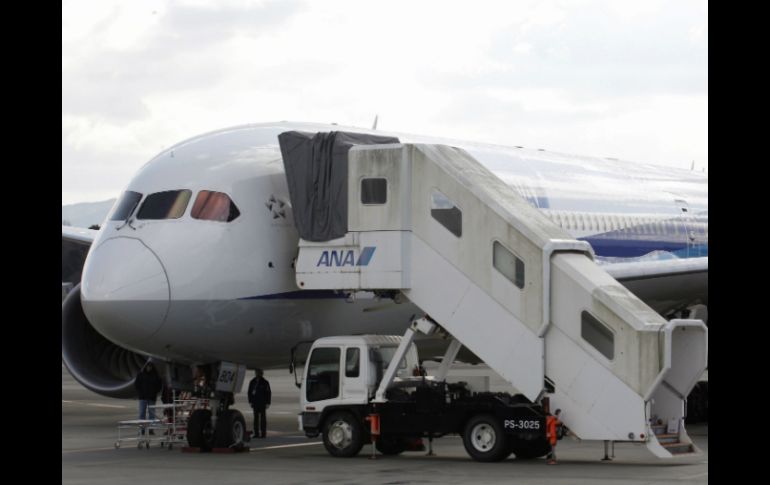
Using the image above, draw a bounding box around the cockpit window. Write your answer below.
[191,191,240,222]
[136,190,191,220]
[109,191,143,221]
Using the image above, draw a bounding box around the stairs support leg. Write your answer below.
[602,440,613,461]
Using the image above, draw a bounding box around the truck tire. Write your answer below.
[463,414,508,462]
[214,409,246,448]
[508,439,550,459]
[376,435,406,455]
[322,411,364,457]
[187,409,215,450]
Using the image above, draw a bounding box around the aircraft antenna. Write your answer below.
[372,115,378,130]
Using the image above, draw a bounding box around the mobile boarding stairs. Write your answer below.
[283,135,707,458]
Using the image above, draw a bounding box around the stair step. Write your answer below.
[662,442,694,454]
[656,433,679,444]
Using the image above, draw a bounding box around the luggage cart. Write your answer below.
[114,397,210,450]
[115,419,161,449]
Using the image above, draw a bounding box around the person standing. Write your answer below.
[134,362,163,433]
[546,408,562,465]
[248,369,271,439]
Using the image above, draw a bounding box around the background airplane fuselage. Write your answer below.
[80,122,707,368]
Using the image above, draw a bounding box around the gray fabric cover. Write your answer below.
[279,131,399,241]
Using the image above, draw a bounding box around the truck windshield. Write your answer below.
[306,347,340,402]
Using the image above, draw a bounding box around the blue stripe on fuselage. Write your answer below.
[581,237,708,258]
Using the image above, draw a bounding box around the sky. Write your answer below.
[62,0,708,205]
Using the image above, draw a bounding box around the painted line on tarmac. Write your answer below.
[250,442,323,452]
[63,447,116,454]
[679,472,708,480]
[62,400,128,409]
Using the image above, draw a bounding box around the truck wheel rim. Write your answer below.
[328,420,352,449]
[471,423,496,452]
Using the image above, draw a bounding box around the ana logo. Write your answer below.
[317,247,376,267]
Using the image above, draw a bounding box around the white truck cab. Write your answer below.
[300,335,420,413]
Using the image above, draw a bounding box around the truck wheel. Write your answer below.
[322,412,364,457]
[187,409,214,450]
[214,409,246,448]
[508,439,550,459]
[463,414,508,462]
[376,435,406,455]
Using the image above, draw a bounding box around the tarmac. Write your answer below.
[62,364,708,485]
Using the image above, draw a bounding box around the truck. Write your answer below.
[294,318,554,462]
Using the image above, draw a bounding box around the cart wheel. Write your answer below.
[167,443,173,451]
[115,441,120,449]
[161,442,165,448]
[137,442,143,449]
[145,441,150,449]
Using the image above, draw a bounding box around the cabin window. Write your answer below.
[137,190,191,220]
[191,190,240,222]
[109,191,143,221]
[431,190,462,237]
[361,178,387,205]
[306,347,340,402]
[345,348,360,378]
[581,311,614,360]
[493,241,525,289]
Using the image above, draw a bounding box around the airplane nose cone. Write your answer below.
[81,237,170,346]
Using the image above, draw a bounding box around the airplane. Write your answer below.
[62,121,707,423]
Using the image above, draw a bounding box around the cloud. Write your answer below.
[432,1,707,99]
[62,0,708,203]
[62,0,304,122]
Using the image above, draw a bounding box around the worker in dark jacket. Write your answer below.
[247,369,271,439]
[134,362,163,430]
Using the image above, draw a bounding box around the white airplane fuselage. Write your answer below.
[79,122,707,370]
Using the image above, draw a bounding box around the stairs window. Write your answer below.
[493,241,525,289]
[581,311,615,360]
[430,190,462,238]
[361,178,387,205]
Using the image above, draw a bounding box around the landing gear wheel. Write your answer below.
[322,412,364,457]
[462,414,508,462]
[376,435,407,455]
[187,409,215,450]
[214,409,247,448]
